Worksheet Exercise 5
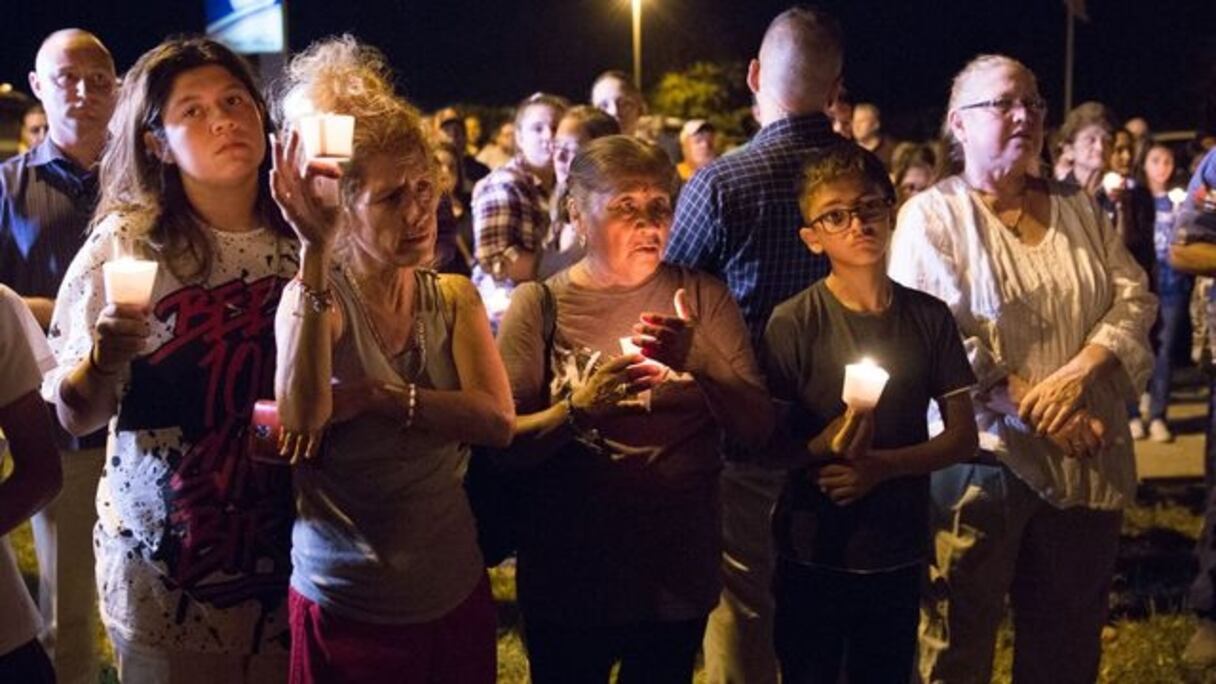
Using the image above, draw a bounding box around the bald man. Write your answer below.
[664,8,845,683]
[1,28,117,684]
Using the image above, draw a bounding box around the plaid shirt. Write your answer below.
[472,156,549,267]
[665,114,840,346]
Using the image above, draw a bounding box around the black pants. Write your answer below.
[0,638,56,684]
[524,617,707,683]
[774,559,920,684]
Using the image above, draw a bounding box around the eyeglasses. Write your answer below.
[808,198,893,234]
[957,97,1047,117]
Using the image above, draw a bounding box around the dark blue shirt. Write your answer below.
[665,113,841,345]
[1,139,103,449]
[0,140,98,298]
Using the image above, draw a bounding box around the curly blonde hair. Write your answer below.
[278,35,434,204]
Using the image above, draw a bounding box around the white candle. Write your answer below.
[1168,187,1188,208]
[103,259,158,306]
[482,283,512,319]
[619,337,656,411]
[297,113,355,160]
[1102,172,1126,194]
[841,357,889,410]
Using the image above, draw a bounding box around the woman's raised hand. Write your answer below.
[632,288,698,372]
[269,129,344,250]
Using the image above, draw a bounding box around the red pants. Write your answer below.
[288,576,496,684]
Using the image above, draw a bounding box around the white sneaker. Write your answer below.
[1183,619,1216,667]
[1148,418,1174,443]
[1129,418,1147,440]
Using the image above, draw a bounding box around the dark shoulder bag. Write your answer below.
[465,283,556,566]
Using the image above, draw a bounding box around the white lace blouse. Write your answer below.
[889,175,1157,510]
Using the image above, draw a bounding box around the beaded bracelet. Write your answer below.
[292,277,334,314]
[404,382,419,430]
[562,394,601,444]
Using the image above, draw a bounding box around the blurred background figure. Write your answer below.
[471,93,567,324]
[1059,101,1116,195]
[590,70,645,137]
[1134,138,1189,443]
[17,103,47,154]
[1050,128,1074,181]
[1125,116,1151,155]
[434,141,474,275]
[435,105,490,192]
[464,113,483,156]
[852,102,897,167]
[890,141,937,209]
[827,93,853,140]
[538,105,618,279]
[677,119,718,181]
[476,120,515,171]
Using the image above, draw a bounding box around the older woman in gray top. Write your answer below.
[497,135,772,683]
[270,37,513,683]
[889,55,1155,684]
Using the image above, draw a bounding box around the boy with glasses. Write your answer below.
[761,143,978,683]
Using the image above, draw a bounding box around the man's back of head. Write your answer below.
[751,7,843,121]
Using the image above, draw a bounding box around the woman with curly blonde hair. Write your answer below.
[271,36,513,683]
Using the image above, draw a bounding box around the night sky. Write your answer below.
[2,0,1214,139]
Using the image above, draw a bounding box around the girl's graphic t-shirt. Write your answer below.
[44,214,298,654]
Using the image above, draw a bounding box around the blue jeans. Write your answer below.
[1144,263,1194,420]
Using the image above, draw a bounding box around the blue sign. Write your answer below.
[205,0,284,54]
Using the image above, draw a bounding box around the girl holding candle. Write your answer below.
[269,36,513,683]
[43,38,297,682]
[495,135,771,683]
[889,55,1156,683]
[762,143,978,683]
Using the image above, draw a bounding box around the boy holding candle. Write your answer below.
[761,143,979,683]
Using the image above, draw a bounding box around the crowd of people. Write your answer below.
[3,5,1216,684]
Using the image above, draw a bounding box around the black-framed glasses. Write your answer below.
[808,198,893,234]
[957,97,1047,117]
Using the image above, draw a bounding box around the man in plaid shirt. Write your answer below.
[663,8,845,683]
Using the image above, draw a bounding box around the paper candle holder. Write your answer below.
[841,357,889,410]
[103,259,159,307]
[1168,187,1188,208]
[619,336,657,411]
[297,113,355,161]
[1101,172,1127,194]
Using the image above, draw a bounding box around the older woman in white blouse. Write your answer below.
[889,55,1156,684]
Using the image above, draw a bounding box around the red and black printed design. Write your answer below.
[116,274,293,635]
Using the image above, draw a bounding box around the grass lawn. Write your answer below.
[7,480,1216,683]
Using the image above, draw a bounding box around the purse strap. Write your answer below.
[538,282,557,389]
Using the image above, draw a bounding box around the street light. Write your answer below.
[631,0,643,89]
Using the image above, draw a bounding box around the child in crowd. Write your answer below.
[761,144,978,683]
[1133,140,1188,442]
[0,285,61,683]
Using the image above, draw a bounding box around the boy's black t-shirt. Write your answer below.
[763,279,976,571]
